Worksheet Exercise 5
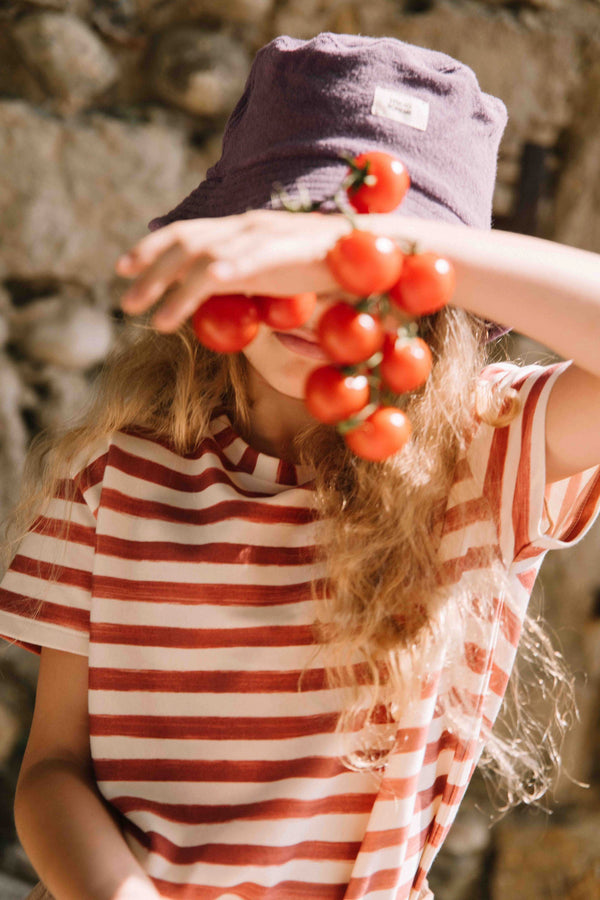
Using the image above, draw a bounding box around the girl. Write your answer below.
[2,31,600,900]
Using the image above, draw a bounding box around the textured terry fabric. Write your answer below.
[2,363,600,900]
[148,32,508,233]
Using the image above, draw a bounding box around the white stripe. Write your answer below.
[89,644,325,672]
[92,557,322,585]
[437,523,498,562]
[98,773,375,806]
[136,844,355,888]
[8,531,95,571]
[1,570,90,610]
[99,508,318,547]
[102,474,314,511]
[89,732,355,761]
[88,687,346,718]
[92,597,316,628]
[122,811,373,846]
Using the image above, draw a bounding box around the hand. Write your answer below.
[115,210,354,332]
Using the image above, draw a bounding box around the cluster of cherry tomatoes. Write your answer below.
[192,151,456,461]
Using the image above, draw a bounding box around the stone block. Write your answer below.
[357,5,579,149]
[476,0,566,5]
[0,354,31,526]
[0,285,11,349]
[151,29,250,117]
[137,0,274,28]
[1,841,38,887]
[16,0,89,11]
[492,181,517,219]
[0,702,21,767]
[0,101,207,284]
[0,646,40,694]
[552,50,600,253]
[0,872,32,900]
[11,12,119,115]
[531,511,600,803]
[491,810,600,899]
[11,296,114,370]
[0,28,48,106]
[274,0,363,38]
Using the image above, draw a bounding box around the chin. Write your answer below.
[244,344,321,403]
[264,374,310,402]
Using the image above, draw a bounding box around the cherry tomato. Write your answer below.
[347,152,411,214]
[317,301,384,365]
[255,292,317,331]
[326,230,404,296]
[343,406,412,461]
[304,366,370,424]
[192,294,260,353]
[388,252,456,316]
[379,335,432,394]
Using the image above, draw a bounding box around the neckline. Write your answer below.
[209,410,315,487]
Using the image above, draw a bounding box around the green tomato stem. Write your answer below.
[336,402,378,434]
[364,350,383,369]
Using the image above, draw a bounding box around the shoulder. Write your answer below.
[463,361,570,505]
[478,359,571,394]
[70,426,200,482]
[69,426,221,509]
[68,429,182,514]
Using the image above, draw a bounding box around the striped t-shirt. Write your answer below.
[1,361,600,900]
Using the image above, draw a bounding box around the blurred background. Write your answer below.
[0,0,599,897]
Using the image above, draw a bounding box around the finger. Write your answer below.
[115,252,144,277]
[115,223,186,276]
[121,243,192,314]
[151,261,216,332]
[116,214,262,284]
[116,218,223,277]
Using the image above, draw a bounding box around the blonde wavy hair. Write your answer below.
[3,305,576,811]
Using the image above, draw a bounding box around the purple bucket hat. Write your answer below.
[148,32,510,340]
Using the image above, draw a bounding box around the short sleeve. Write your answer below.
[477,361,600,568]
[0,439,108,657]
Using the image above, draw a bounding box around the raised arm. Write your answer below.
[115,210,600,482]
[366,214,600,483]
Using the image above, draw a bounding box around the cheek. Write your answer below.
[242,327,322,399]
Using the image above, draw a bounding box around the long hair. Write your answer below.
[3,307,576,810]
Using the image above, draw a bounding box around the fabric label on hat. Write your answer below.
[372,85,429,132]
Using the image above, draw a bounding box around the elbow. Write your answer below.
[14,756,93,839]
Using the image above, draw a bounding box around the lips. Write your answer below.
[273,330,329,361]
[288,327,320,342]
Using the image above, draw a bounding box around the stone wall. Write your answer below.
[1,0,600,897]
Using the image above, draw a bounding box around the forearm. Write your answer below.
[14,759,161,900]
[363,213,600,377]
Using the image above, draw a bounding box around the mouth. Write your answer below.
[273,330,329,361]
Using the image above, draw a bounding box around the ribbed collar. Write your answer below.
[209,410,315,488]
